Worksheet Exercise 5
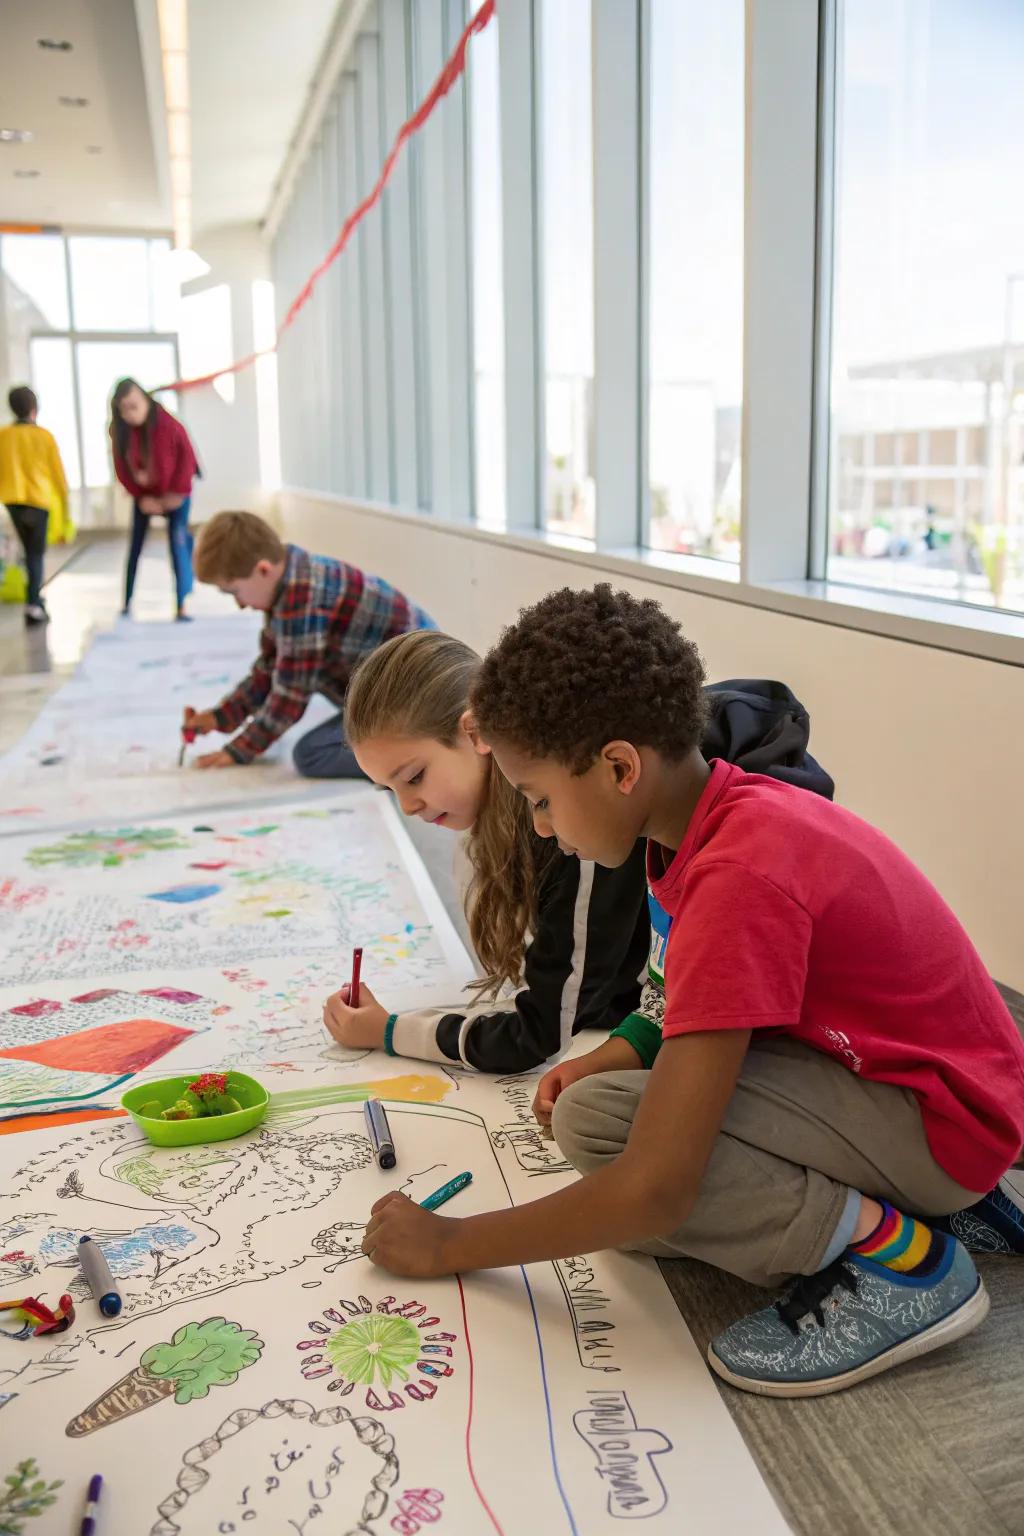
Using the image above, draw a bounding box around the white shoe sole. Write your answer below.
[707,1278,990,1398]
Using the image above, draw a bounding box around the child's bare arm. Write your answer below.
[363,1027,752,1276]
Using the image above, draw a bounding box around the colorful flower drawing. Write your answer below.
[298,1295,456,1411]
[327,1315,421,1388]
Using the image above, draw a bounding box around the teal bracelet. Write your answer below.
[383,1014,398,1057]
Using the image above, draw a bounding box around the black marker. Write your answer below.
[364,1098,396,1169]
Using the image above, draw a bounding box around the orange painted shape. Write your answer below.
[0,1017,194,1073]
[0,1108,127,1136]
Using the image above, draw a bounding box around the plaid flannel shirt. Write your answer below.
[215,544,436,762]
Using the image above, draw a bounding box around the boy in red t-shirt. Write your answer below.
[356,584,1024,1397]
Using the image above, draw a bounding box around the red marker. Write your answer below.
[350,947,363,1009]
[179,726,196,767]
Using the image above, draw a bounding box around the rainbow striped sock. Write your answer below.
[849,1200,948,1279]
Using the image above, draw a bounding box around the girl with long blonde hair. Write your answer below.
[321,629,650,1072]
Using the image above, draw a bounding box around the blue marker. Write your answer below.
[364,1098,397,1169]
[420,1171,472,1212]
[77,1237,122,1318]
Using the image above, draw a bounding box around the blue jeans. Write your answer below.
[124,498,193,611]
[292,711,368,779]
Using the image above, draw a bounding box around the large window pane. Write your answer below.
[646,0,744,563]
[539,0,594,539]
[69,236,151,331]
[76,341,178,488]
[828,0,1024,614]
[469,11,506,529]
[29,337,81,489]
[1,233,70,330]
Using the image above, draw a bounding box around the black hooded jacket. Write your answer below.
[385,678,833,1074]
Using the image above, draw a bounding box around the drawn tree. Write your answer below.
[66,1317,262,1437]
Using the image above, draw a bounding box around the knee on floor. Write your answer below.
[291,734,318,777]
[550,1075,608,1168]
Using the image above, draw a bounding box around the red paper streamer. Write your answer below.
[159,0,495,394]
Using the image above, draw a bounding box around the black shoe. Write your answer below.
[25,605,49,626]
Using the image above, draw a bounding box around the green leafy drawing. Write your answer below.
[26,826,188,869]
[0,1459,62,1534]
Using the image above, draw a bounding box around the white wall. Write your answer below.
[281,487,1024,993]
[179,223,274,520]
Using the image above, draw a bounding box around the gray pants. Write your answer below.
[551,1037,982,1288]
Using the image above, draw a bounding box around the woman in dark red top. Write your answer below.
[110,377,200,621]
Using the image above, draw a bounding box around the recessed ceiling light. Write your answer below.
[59,96,89,109]
[38,38,74,51]
[14,169,40,179]
[86,145,103,155]
[0,129,34,144]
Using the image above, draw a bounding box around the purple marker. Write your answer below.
[80,1474,103,1536]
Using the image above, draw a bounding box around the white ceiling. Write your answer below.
[0,0,343,238]
[0,0,167,230]
[189,0,340,237]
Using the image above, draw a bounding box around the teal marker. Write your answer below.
[419,1171,472,1212]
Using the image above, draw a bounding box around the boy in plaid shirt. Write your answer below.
[186,510,436,776]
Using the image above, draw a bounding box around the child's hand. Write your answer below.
[362,1191,455,1277]
[196,749,236,769]
[533,1058,595,1125]
[534,1035,646,1125]
[183,706,218,735]
[138,495,162,514]
[323,982,389,1050]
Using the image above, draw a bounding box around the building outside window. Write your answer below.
[827,0,1024,614]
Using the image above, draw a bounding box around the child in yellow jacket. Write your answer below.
[0,385,73,625]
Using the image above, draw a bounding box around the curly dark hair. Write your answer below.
[471,584,708,773]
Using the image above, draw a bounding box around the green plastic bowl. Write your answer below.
[121,1071,269,1146]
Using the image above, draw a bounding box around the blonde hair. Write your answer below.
[194,510,286,583]
[345,630,556,996]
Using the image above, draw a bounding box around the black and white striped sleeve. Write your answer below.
[389,840,649,1074]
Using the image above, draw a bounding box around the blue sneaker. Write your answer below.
[708,1235,988,1397]
[934,1178,1024,1254]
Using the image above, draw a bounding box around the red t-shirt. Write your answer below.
[649,759,1024,1193]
